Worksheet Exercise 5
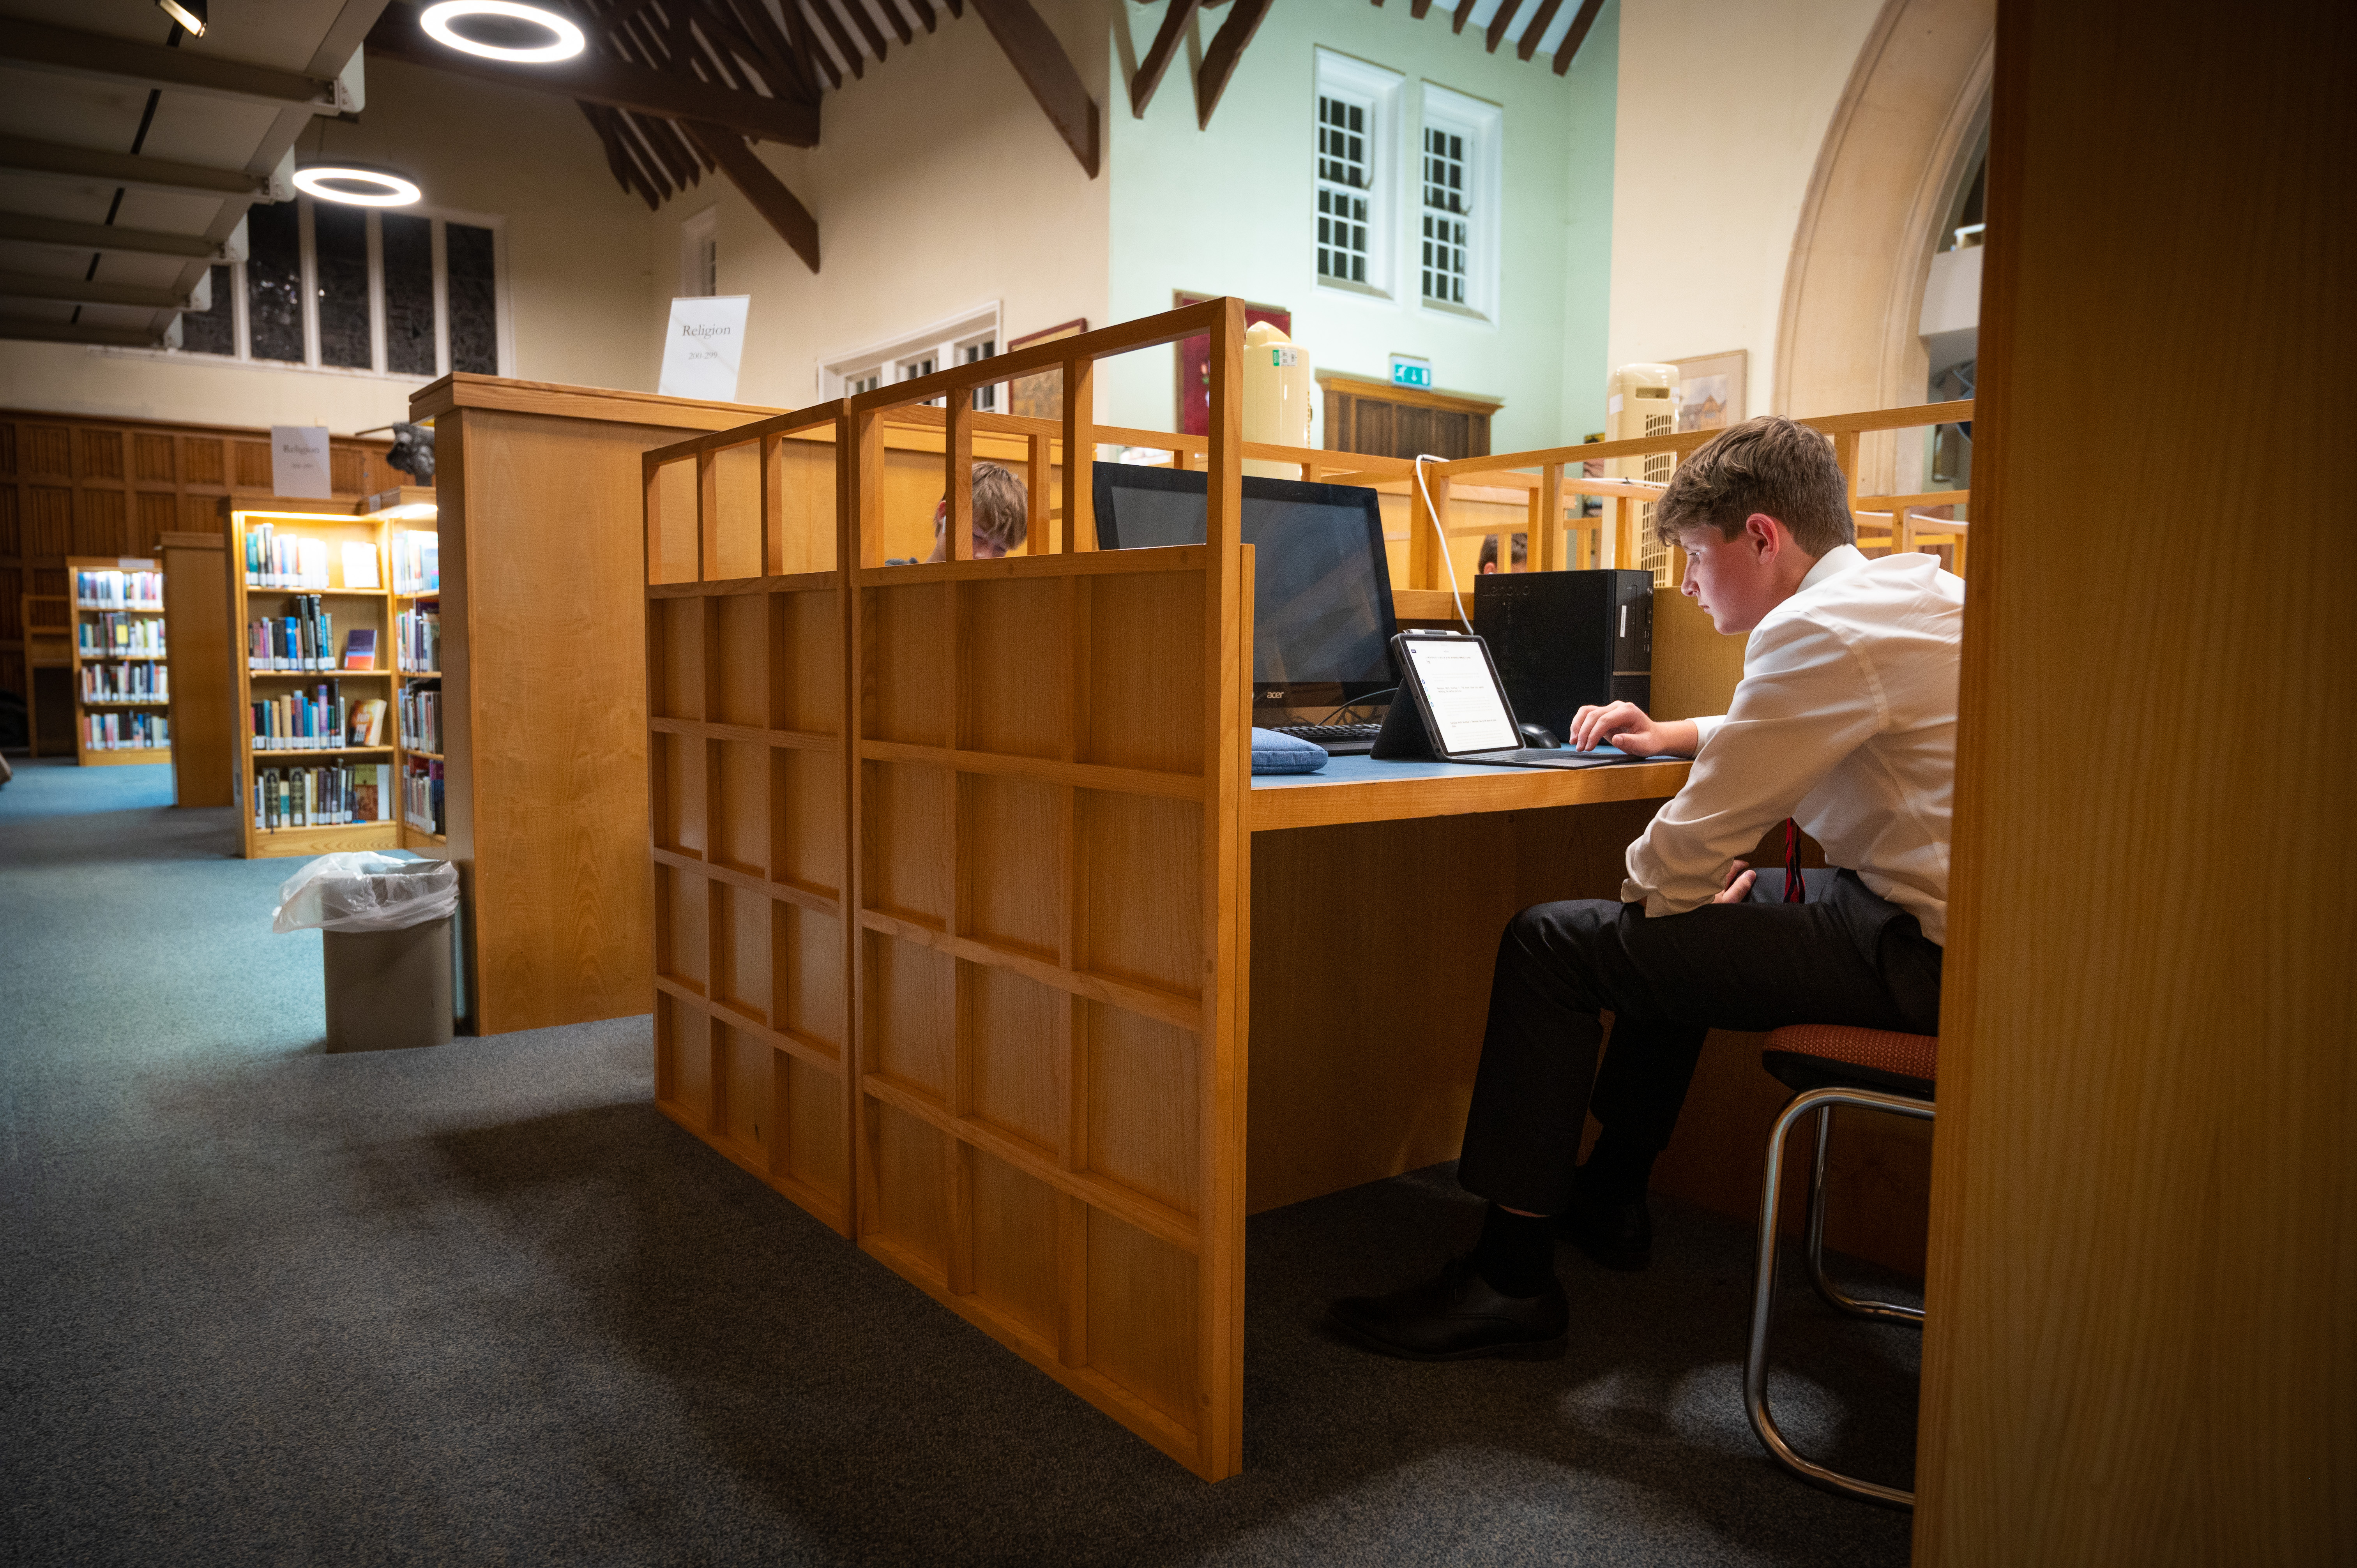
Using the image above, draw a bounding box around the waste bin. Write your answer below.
[272,854,459,1052]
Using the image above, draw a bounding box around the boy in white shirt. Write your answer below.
[1331,415,1963,1360]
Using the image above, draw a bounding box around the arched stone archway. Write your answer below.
[1775,0,1993,490]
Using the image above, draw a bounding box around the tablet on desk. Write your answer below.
[1382,630,1652,770]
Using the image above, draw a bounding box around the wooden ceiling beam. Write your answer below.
[723,0,820,99]
[1515,0,1565,61]
[1130,0,1200,118]
[876,0,915,48]
[1484,0,1518,53]
[801,0,864,79]
[368,3,818,145]
[1452,0,1472,34]
[683,122,820,274]
[1551,0,1605,74]
[832,0,893,65]
[1195,0,1271,129]
[968,0,1099,175]
[777,0,842,88]
[909,0,939,36]
[1409,0,1434,17]
[577,102,664,210]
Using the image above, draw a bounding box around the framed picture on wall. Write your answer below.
[1174,292,1292,436]
[1671,348,1748,434]
[1006,318,1089,419]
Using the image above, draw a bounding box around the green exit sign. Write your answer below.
[1390,355,1433,389]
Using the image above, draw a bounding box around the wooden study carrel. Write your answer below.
[641,298,1973,1481]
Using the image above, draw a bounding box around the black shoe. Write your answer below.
[1558,1184,1652,1271]
[1326,1256,1569,1361]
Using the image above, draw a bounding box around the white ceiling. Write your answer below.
[0,0,385,345]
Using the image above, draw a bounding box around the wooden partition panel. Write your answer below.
[845,300,1252,1481]
[158,530,231,806]
[644,411,854,1236]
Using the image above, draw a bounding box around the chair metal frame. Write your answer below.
[1744,1083,1933,1510]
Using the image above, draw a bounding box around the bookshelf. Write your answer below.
[374,484,444,853]
[68,556,172,766]
[226,501,399,857]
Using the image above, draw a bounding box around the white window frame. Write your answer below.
[679,207,719,297]
[1313,50,1403,301]
[1417,83,1502,323]
[112,198,510,380]
[820,304,1004,410]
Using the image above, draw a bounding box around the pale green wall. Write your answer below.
[1103,0,1616,455]
[1558,0,1620,449]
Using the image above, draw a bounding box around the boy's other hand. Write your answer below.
[1567,702,1700,757]
[1715,860,1756,904]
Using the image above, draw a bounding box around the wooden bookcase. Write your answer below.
[67,555,171,766]
[225,499,397,857]
[371,485,445,855]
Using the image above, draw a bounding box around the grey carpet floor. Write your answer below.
[0,757,1919,1566]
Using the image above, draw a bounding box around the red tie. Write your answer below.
[1784,818,1806,903]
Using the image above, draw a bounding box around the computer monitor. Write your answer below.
[1090,463,1400,712]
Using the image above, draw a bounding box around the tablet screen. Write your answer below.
[1402,637,1519,755]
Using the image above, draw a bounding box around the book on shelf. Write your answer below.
[398,683,442,753]
[403,757,446,835]
[395,605,440,672]
[343,629,377,670]
[253,761,395,831]
[76,569,163,609]
[391,530,440,595]
[350,698,388,747]
[242,524,330,589]
[341,542,381,590]
[80,662,168,702]
[85,711,169,750]
[79,613,166,657]
[250,680,354,751]
[249,596,337,672]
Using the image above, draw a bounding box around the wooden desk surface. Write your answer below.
[1249,753,1690,832]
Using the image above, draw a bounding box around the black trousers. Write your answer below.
[1456,869,1944,1216]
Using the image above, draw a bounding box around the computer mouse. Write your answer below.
[1518,721,1561,750]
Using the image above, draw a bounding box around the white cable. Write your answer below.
[1413,453,1474,634]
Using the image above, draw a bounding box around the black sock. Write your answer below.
[1580,1130,1656,1206]
[1472,1203,1557,1298]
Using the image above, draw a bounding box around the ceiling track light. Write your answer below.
[156,0,207,36]
[420,0,588,63]
[293,163,424,208]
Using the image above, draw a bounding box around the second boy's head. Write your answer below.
[1654,415,1853,634]
[929,462,1028,561]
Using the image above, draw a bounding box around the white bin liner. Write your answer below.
[271,853,459,934]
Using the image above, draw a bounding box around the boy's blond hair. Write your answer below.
[1653,415,1853,556]
[972,463,1027,553]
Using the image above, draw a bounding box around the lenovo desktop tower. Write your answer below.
[1473,570,1656,738]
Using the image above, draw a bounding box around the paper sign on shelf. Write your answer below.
[658,295,752,401]
[270,426,333,498]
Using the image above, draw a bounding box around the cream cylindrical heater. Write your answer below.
[1242,321,1314,478]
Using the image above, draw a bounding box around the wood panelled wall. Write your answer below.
[0,412,399,704]
[1914,0,2355,1559]
[1319,374,1496,462]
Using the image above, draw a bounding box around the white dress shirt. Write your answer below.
[1621,544,1965,945]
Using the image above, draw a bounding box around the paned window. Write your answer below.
[961,339,997,411]
[823,310,1003,408]
[167,198,505,377]
[1312,51,1401,297]
[1421,126,1470,306]
[1317,96,1371,285]
[1417,85,1502,320]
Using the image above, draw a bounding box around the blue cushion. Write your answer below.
[1249,726,1329,775]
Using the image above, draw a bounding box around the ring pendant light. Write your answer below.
[420,0,588,63]
[292,164,425,208]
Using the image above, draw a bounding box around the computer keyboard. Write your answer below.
[1269,722,1382,755]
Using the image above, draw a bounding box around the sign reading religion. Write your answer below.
[658,295,753,401]
[269,426,334,498]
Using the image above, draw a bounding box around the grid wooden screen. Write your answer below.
[643,412,855,1235]
[846,301,1251,1480]
[640,300,1254,1480]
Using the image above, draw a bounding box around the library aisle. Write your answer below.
[0,758,1913,1568]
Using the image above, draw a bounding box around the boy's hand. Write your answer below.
[1715,860,1756,904]
[1567,701,1700,757]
